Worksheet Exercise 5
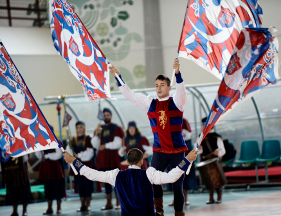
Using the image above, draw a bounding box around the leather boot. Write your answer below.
[77,197,86,212]
[101,194,113,210]
[183,189,190,205]
[115,192,121,209]
[56,200,62,214]
[154,198,164,216]
[216,188,222,204]
[11,204,18,216]
[206,190,215,204]
[175,212,185,216]
[43,200,53,215]
[85,197,91,211]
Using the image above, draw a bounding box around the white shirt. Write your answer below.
[91,135,122,151]
[66,144,94,162]
[79,163,192,187]
[119,81,187,113]
[35,148,62,161]
[118,145,153,157]
[197,135,226,158]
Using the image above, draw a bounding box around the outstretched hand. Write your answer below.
[109,64,120,76]
[173,58,180,74]
[185,149,198,162]
[63,151,76,164]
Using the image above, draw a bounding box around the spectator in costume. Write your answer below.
[35,126,66,215]
[63,148,198,216]
[118,121,152,170]
[169,118,196,206]
[91,108,125,210]
[110,59,189,216]
[1,154,31,216]
[198,117,226,204]
[66,121,94,212]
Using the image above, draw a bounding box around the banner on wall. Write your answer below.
[0,41,60,157]
[50,0,111,101]
[197,27,279,146]
[178,0,263,80]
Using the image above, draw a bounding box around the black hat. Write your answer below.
[75,121,85,127]
[103,108,112,115]
[128,121,137,128]
[201,117,208,123]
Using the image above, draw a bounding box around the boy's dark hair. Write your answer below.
[155,74,171,87]
[127,148,143,165]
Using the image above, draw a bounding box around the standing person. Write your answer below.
[1,154,31,216]
[91,108,125,210]
[66,121,94,212]
[63,148,198,216]
[169,117,196,206]
[110,59,188,216]
[198,117,226,204]
[119,121,152,170]
[35,126,66,215]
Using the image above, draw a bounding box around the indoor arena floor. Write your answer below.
[1,187,281,216]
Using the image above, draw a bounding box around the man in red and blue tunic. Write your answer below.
[91,108,125,210]
[110,59,188,216]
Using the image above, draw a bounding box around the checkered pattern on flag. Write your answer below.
[197,27,279,146]
[50,0,111,101]
[178,0,263,80]
[0,41,59,157]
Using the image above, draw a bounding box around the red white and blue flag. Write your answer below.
[50,0,111,101]
[0,41,59,157]
[178,0,263,80]
[197,27,279,145]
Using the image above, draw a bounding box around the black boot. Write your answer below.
[43,200,53,215]
[206,190,215,204]
[101,194,113,210]
[154,198,164,216]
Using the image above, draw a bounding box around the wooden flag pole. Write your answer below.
[170,56,179,87]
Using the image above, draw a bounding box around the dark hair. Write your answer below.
[127,148,143,165]
[201,117,207,123]
[126,127,141,137]
[155,74,171,87]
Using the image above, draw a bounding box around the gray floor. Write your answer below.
[1,187,280,216]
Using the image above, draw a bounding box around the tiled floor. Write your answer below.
[1,187,280,216]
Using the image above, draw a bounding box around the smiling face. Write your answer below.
[155,79,171,98]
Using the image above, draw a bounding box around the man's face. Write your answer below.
[104,112,112,124]
[155,79,171,99]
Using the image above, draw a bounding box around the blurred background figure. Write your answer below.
[119,121,152,170]
[1,152,31,216]
[66,121,94,212]
[91,108,124,210]
[198,117,225,204]
[35,126,66,215]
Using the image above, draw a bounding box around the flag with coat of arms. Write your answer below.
[0,41,60,157]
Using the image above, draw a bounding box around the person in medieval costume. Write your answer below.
[66,121,94,212]
[110,59,189,216]
[63,148,198,216]
[91,108,125,210]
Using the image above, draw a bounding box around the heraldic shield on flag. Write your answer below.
[200,27,279,143]
[178,0,263,80]
[50,0,111,101]
[0,41,59,157]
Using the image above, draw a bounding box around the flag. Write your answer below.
[197,27,279,145]
[62,110,72,127]
[0,41,60,157]
[50,0,111,101]
[178,0,263,80]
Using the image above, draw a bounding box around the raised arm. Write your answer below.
[109,65,153,112]
[172,59,188,111]
[146,149,198,185]
[63,151,119,186]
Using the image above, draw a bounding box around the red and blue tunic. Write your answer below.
[147,97,187,154]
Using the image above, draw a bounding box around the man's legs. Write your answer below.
[169,152,185,214]
[151,152,170,216]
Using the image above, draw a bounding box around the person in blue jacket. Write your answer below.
[63,148,198,216]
